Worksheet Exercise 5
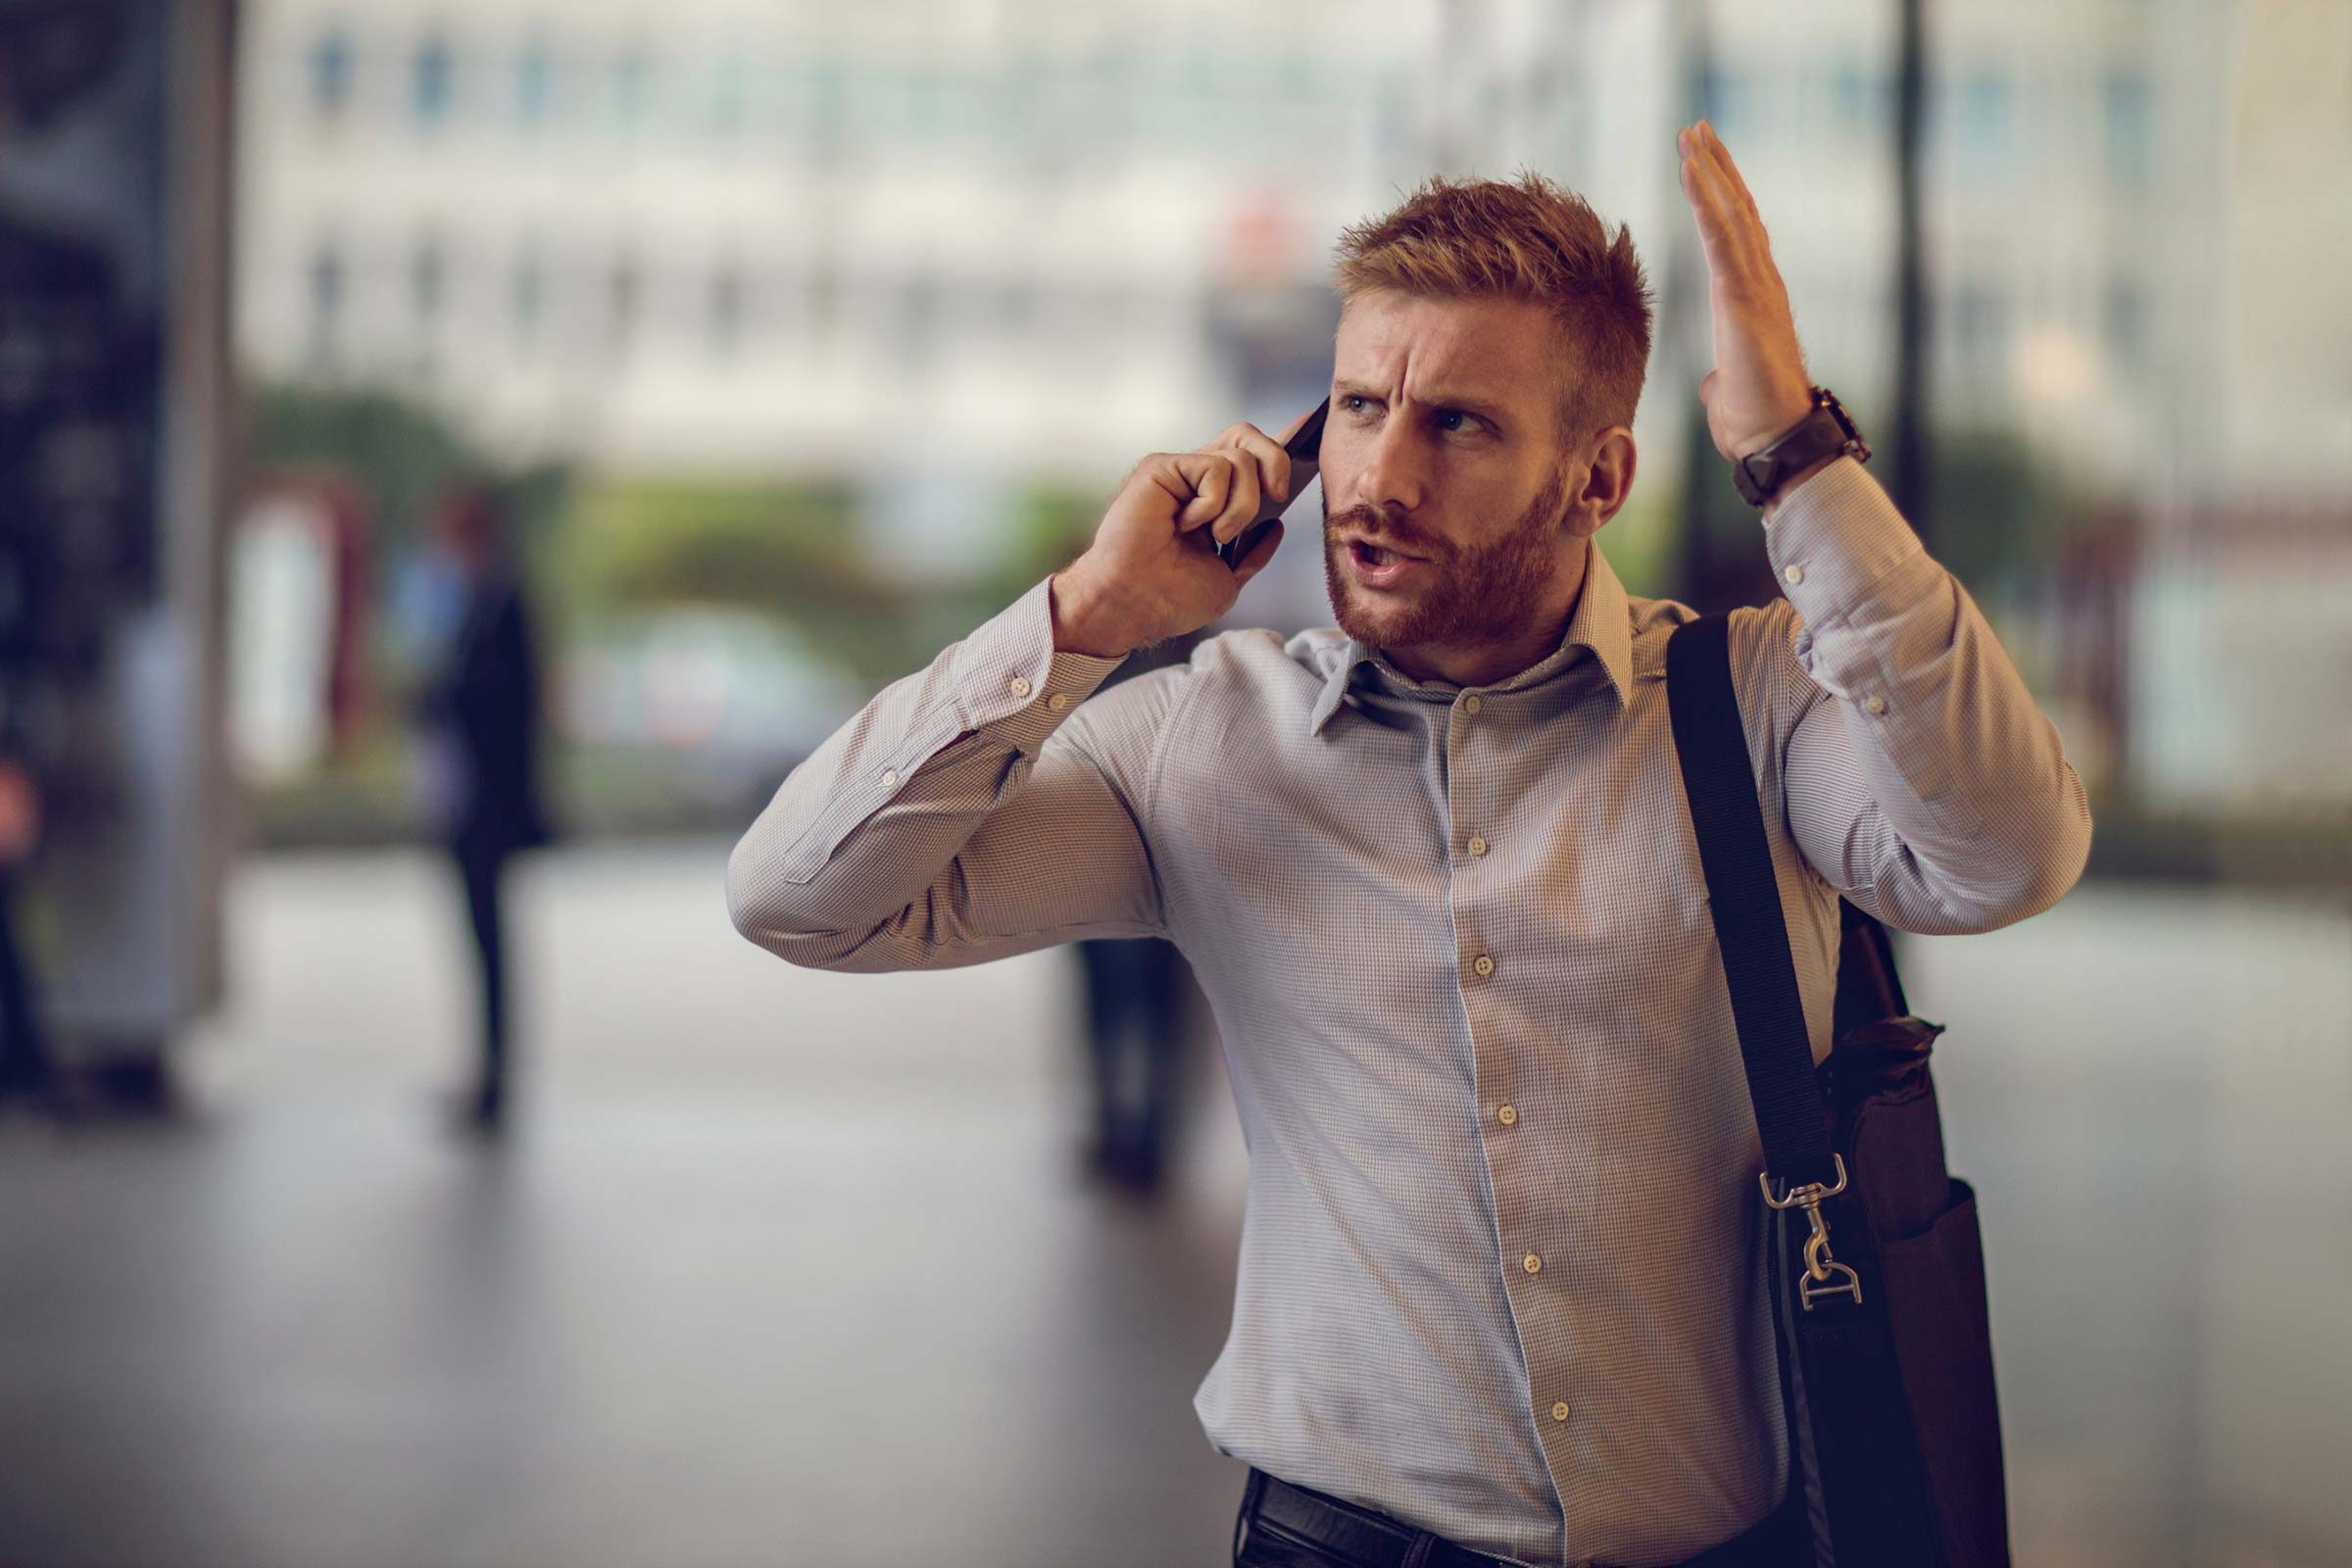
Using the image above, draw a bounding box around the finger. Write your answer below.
[1206,448,1263,543]
[1678,126,1755,285]
[1171,451,1262,541]
[1167,452,1233,532]
[1690,122,1771,271]
[1230,519,1283,585]
[1699,121,1763,224]
[1218,422,1292,511]
[1677,124,1740,240]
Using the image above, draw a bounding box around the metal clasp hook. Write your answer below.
[1759,1153,1864,1311]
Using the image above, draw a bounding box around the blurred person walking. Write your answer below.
[409,485,551,1136]
[726,131,2091,1567]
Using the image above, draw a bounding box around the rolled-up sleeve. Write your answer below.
[1747,456,2094,936]
[725,573,1185,971]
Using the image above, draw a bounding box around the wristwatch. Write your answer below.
[1730,385,1871,507]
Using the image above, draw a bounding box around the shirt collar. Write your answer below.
[1306,540,1635,738]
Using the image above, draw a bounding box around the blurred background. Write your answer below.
[1,0,2347,1564]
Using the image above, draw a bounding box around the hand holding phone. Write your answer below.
[1050,399,1328,660]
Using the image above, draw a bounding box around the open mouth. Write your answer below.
[1346,539,1426,586]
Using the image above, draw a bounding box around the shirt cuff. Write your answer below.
[949,574,1130,755]
[1760,455,1942,634]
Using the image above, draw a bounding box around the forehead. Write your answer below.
[1333,290,1559,408]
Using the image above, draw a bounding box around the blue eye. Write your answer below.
[1435,409,1471,432]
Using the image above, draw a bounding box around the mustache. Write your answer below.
[1324,504,1443,559]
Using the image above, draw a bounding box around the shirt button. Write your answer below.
[1522,1252,1543,1275]
[880,768,899,787]
[1472,955,1494,978]
[1496,1103,1517,1127]
[1466,836,1489,858]
[1863,694,1887,715]
[1783,564,1805,586]
[1551,1400,1570,1423]
[1008,675,1032,698]
[1049,692,1071,711]
[1462,694,1482,714]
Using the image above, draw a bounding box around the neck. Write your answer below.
[1382,540,1590,688]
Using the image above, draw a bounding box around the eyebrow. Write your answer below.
[1331,378,1512,428]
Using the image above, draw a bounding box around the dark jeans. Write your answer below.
[1233,1467,1808,1568]
[454,841,511,1117]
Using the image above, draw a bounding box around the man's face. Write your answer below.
[1318,290,1589,655]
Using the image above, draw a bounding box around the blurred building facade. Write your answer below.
[234,0,2350,811]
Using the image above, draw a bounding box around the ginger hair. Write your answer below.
[1333,171,1655,443]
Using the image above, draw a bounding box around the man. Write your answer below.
[413,484,551,1135]
[727,124,2090,1568]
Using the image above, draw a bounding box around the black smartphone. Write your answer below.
[1217,397,1329,570]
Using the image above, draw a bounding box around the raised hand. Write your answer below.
[1676,120,1817,463]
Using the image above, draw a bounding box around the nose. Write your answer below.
[1350,408,1428,517]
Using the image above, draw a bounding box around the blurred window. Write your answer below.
[996,277,1039,337]
[513,247,545,344]
[412,235,447,324]
[613,42,653,133]
[516,36,552,127]
[1696,67,1750,142]
[1953,284,2007,384]
[1830,63,1876,132]
[808,58,845,154]
[412,30,454,128]
[309,24,355,120]
[2103,70,2152,189]
[710,53,749,139]
[1957,68,2010,175]
[307,242,344,365]
[807,265,840,343]
[894,272,940,369]
[710,264,746,357]
[2103,277,2145,372]
[609,256,642,361]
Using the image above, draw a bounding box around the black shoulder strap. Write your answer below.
[1663,613,1837,1193]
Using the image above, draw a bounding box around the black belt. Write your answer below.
[1235,1467,1805,1568]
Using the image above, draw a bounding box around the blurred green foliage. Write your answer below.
[246,384,571,566]
[561,473,932,683]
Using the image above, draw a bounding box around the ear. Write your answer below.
[1567,427,1638,538]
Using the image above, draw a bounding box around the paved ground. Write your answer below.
[2,842,2347,1567]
